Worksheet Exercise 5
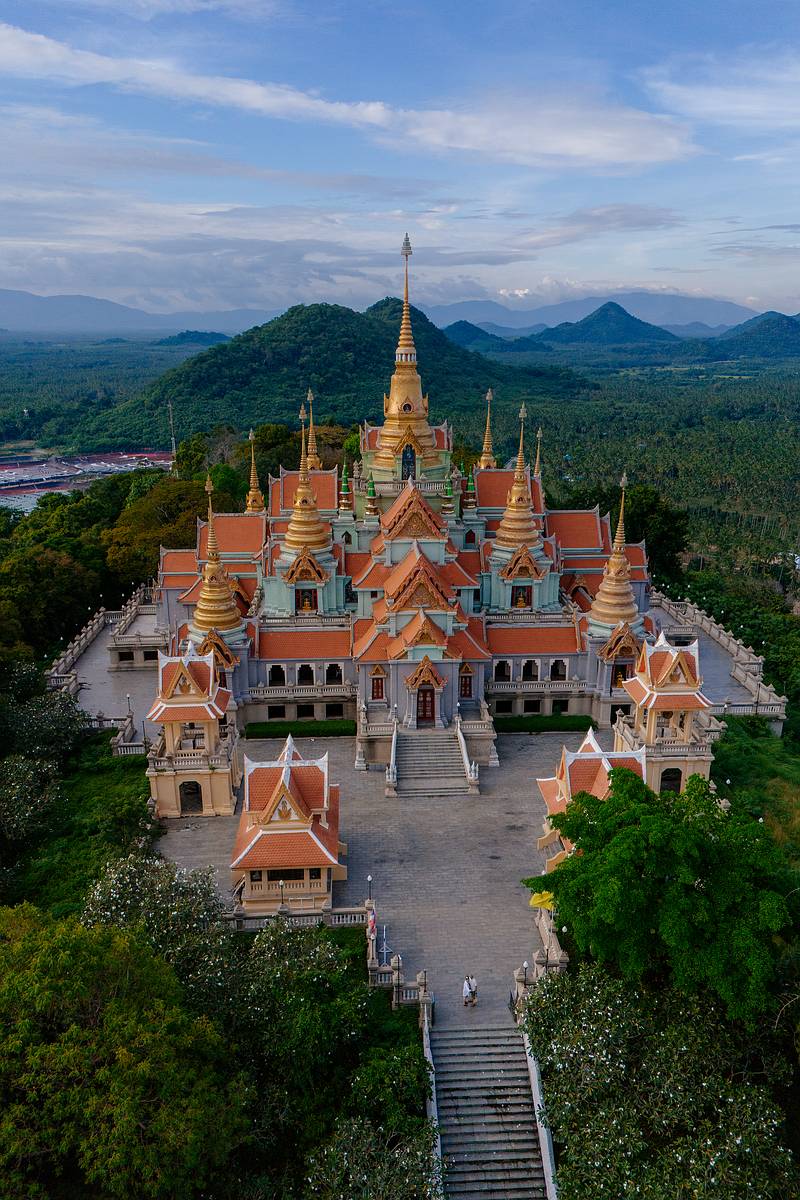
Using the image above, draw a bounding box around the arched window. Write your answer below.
[178,780,203,815]
[465,529,476,546]
[550,659,567,681]
[268,664,286,687]
[342,531,352,545]
[297,664,314,685]
[660,767,682,794]
[522,659,538,681]
[459,664,473,698]
[325,663,342,684]
[494,660,511,682]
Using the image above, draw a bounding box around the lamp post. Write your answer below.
[367,874,373,902]
[126,693,132,716]
[279,879,285,907]
[523,960,529,988]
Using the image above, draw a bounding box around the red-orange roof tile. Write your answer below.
[486,626,580,654]
[258,629,351,659]
[546,510,602,549]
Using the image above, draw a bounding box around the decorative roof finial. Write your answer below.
[534,426,543,477]
[587,470,639,632]
[395,233,416,364]
[306,387,321,469]
[284,408,330,553]
[191,473,242,635]
[245,428,265,512]
[205,473,219,559]
[614,472,628,549]
[479,388,496,469]
[495,402,539,548]
[515,403,527,476]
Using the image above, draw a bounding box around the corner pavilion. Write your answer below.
[152,236,657,784]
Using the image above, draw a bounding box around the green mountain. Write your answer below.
[704,312,800,360]
[74,299,583,449]
[442,320,518,353]
[538,302,679,345]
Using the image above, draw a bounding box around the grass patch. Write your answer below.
[10,732,153,917]
[494,713,596,733]
[245,718,356,739]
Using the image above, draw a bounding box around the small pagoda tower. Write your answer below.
[146,649,240,817]
[478,389,496,469]
[587,475,644,639]
[305,389,322,470]
[245,429,265,513]
[189,476,247,647]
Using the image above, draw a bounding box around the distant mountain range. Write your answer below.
[425,291,757,330]
[0,289,278,334]
[443,302,800,362]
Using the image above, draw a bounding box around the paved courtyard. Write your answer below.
[158,731,589,1027]
[73,614,162,739]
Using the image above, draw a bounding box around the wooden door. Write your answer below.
[417,686,435,725]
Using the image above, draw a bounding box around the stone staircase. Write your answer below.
[431,1025,547,1200]
[395,729,470,796]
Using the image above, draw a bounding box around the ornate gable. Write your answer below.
[382,485,446,542]
[597,622,641,663]
[197,629,240,671]
[164,662,204,700]
[259,784,309,827]
[499,544,547,581]
[405,654,446,691]
[408,614,445,647]
[284,545,330,584]
[391,558,454,611]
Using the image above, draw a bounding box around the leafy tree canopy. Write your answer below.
[526,769,795,1023]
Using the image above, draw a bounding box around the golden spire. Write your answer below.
[192,474,243,634]
[306,388,321,470]
[478,388,496,469]
[495,403,540,548]
[396,232,416,365]
[284,405,330,553]
[588,473,639,630]
[245,428,265,512]
[534,426,543,477]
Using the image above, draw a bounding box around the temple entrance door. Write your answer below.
[401,445,416,480]
[179,780,203,815]
[417,686,435,726]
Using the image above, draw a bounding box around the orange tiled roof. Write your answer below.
[486,626,581,654]
[546,509,603,549]
[161,549,197,572]
[456,549,482,574]
[258,628,351,659]
[475,469,515,508]
[345,551,370,579]
[274,469,338,513]
[162,573,199,592]
[198,513,266,558]
[232,824,339,869]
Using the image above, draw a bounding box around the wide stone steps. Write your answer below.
[431,1026,546,1200]
[395,730,471,797]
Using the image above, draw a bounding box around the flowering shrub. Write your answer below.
[526,966,798,1199]
[304,1118,443,1200]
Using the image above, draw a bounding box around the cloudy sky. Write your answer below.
[1,0,800,313]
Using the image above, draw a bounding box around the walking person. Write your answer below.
[468,974,478,1007]
[462,976,472,1007]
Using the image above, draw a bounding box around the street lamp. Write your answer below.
[523,960,529,988]
[367,874,373,901]
[279,879,285,906]
[126,693,132,716]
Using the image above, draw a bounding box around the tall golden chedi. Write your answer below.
[478,389,497,469]
[305,389,322,470]
[283,408,331,555]
[587,474,643,636]
[368,234,450,480]
[190,475,246,641]
[495,404,541,548]
[245,429,265,513]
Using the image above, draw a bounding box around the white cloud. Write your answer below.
[644,50,800,130]
[0,22,693,168]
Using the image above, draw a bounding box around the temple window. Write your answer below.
[309,868,322,881]
[295,588,318,612]
[326,703,344,718]
[371,675,385,700]
[342,531,352,545]
[325,663,343,684]
[523,698,541,714]
[297,664,314,685]
[494,660,511,683]
[459,667,473,698]
[249,870,262,883]
[268,869,303,882]
[511,585,532,609]
[268,704,286,719]
[550,659,567,681]
[660,767,682,793]
[268,664,286,687]
[297,703,314,719]
[522,659,539,681]
[465,530,476,546]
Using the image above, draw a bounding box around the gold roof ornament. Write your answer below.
[305,388,321,470]
[373,234,438,471]
[284,408,331,553]
[495,403,541,548]
[534,426,543,478]
[192,475,244,634]
[245,428,265,512]
[478,388,496,469]
[588,473,640,630]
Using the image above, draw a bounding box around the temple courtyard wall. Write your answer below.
[158,731,586,1026]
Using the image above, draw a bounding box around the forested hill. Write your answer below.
[76,299,584,449]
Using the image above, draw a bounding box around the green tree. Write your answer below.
[0,905,251,1199]
[0,547,101,653]
[0,756,60,854]
[303,1118,442,1200]
[526,769,794,1023]
[525,965,797,1200]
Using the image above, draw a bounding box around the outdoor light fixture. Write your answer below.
[367,874,373,901]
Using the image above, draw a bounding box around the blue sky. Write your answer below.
[1,0,800,313]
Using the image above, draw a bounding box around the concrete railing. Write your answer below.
[385,719,398,796]
[455,714,479,792]
[486,679,587,694]
[249,682,357,700]
[259,613,351,627]
[522,1033,559,1200]
[421,1009,443,1167]
[225,905,367,932]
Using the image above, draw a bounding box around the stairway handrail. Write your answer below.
[386,716,398,788]
[522,1030,559,1199]
[421,1010,443,1169]
[454,712,479,787]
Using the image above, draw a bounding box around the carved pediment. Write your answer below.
[405,654,446,691]
[284,545,330,585]
[499,544,547,581]
[383,490,445,542]
[259,784,307,826]
[597,622,641,663]
[392,562,454,612]
[164,663,203,700]
[408,615,444,647]
[197,629,239,671]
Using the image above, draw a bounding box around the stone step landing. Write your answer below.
[395,729,472,797]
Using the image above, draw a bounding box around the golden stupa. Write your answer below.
[495,404,541,548]
[245,429,265,513]
[478,389,496,469]
[192,476,244,634]
[588,475,640,629]
[283,417,331,554]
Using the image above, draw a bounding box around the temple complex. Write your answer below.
[151,235,657,796]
